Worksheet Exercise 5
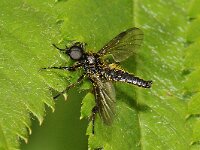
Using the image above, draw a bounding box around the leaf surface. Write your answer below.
[0,0,60,149]
[1,0,199,150]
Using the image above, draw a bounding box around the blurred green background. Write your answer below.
[21,90,88,150]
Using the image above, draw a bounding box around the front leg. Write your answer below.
[41,63,82,71]
[53,73,86,99]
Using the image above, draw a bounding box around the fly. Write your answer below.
[42,27,152,134]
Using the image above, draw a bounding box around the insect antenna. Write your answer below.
[52,44,67,52]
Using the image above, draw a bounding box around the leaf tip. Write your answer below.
[39,118,44,126]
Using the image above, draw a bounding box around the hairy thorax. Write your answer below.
[82,53,104,76]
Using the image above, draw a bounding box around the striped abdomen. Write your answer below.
[103,68,152,88]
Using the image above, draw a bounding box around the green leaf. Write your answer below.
[185,0,200,149]
[0,0,60,149]
[80,92,95,120]
[1,0,200,149]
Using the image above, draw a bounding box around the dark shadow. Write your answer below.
[186,114,200,121]
[116,85,151,112]
[184,40,194,48]
[188,17,196,22]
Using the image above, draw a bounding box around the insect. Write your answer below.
[42,27,152,134]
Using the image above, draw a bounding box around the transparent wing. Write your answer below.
[93,78,116,125]
[98,27,143,62]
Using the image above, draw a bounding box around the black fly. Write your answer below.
[42,27,152,134]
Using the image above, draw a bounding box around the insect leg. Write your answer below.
[53,73,85,99]
[41,63,82,71]
[89,82,100,135]
[91,106,98,134]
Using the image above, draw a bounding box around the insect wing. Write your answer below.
[94,78,116,125]
[98,28,143,62]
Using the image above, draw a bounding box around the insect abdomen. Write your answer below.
[104,69,152,88]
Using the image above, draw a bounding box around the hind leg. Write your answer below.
[91,106,98,134]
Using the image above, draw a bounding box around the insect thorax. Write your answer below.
[82,54,103,74]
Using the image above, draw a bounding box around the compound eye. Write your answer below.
[69,47,83,60]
